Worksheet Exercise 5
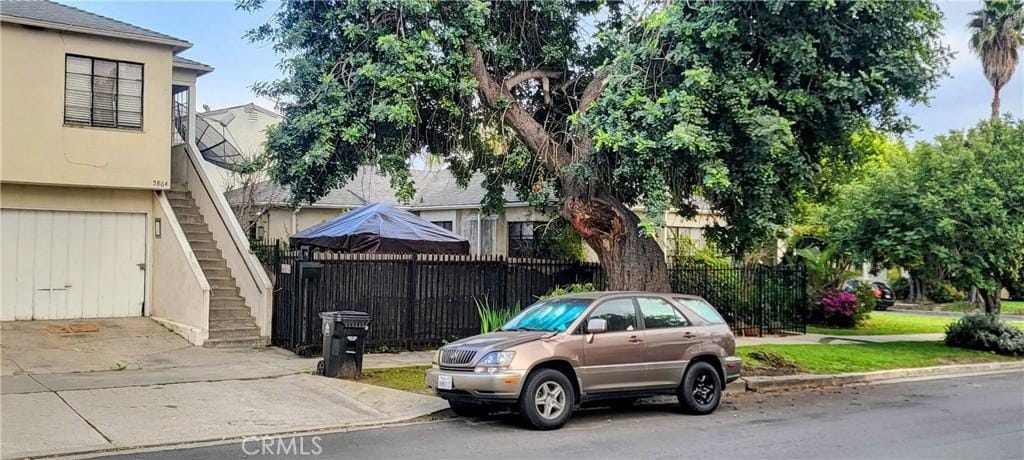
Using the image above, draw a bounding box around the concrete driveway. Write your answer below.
[0,318,444,459]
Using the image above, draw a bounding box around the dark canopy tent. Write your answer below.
[290,202,470,254]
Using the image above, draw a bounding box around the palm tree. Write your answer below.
[969,0,1024,119]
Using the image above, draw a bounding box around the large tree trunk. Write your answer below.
[968,286,981,308]
[464,43,670,291]
[907,274,925,304]
[560,185,670,291]
[980,283,1002,315]
[991,86,1001,120]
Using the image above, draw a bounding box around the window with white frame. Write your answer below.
[171,85,189,145]
[666,226,706,257]
[462,215,497,255]
[65,55,144,129]
[431,221,453,231]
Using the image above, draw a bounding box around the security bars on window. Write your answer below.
[65,55,143,129]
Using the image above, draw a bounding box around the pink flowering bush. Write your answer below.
[819,290,863,327]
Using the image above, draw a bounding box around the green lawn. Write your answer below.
[807,311,1024,336]
[738,341,1016,375]
[355,342,1017,389]
[941,300,1024,316]
[359,366,431,394]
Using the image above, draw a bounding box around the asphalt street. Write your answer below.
[107,372,1024,460]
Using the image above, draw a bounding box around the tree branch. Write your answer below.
[503,70,562,90]
[578,70,608,113]
[504,70,561,106]
[467,43,571,171]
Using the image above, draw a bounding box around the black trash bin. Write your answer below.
[318,311,372,379]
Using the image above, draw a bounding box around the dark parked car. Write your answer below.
[843,279,895,310]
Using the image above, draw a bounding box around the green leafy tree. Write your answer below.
[239,0,949,290]
[969,0,1024,119]
[827,118,1024,314]
[785,128,907,299]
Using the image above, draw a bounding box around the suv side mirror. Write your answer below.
[587,318,607,334]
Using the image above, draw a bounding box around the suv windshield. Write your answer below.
[501,298,592,332]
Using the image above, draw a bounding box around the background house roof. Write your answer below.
[0,0,191,49]
[227,167,525,210]
[227,166,714,213]
[173,55,214,75]
[201,103,282,119]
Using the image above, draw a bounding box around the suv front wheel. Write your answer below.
[518,368,575,430]
[677,361,722,414]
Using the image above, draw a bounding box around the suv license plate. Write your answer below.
[438,374,453,390]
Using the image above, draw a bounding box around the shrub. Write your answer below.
[534,218,586,261]
[540,282,595,300]
[890,277,910,300]
[474,296,517,334]
[1007,272,1024,301]
[819,290,862,327]
[945,314,1024,356]
[853,281,878,313]
[927,282,965,303]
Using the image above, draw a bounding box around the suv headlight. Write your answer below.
[474,351,516,374]
[431,349,440,367]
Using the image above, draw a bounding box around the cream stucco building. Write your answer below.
[0,1,271,347]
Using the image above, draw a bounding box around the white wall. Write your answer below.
[151,192,210,344]
[180,144,273,339]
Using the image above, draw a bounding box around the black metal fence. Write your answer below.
[249,238,279,267]
[668,264,807,337]
[265,245,806,355]
[269,249,603,354]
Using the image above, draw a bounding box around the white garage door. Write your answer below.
[1,209,147,321]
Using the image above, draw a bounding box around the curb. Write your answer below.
[11,411,449,460]
[739,361,1024,392]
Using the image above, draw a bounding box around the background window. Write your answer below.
[431,221,453,231]
[462,215,497,255]
[65,55,143,129]
[172,85,189,145]
[666,226,706,258]
[588,298,637,332]
[508,221,538,258]
[638,298,688,329]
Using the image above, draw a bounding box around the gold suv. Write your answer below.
[426,292,741,429]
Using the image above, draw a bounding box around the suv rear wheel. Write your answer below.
[518,368,575,430]
[677,361,722,415]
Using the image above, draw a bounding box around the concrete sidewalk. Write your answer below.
[888,308,1024,321]
[0,319,443,459]
[735,332,945,346]
[0,317,952,459]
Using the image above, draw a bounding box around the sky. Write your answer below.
[65,0,1023,144]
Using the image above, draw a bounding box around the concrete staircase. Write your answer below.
[167,187,262,348]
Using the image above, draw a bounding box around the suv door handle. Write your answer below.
[628,336,643,343]
[682,331,696,338]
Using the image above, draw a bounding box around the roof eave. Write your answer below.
[232,202,536,211]
[201,103,283,118]
[1,15,192,52]
[173,61,214,76]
